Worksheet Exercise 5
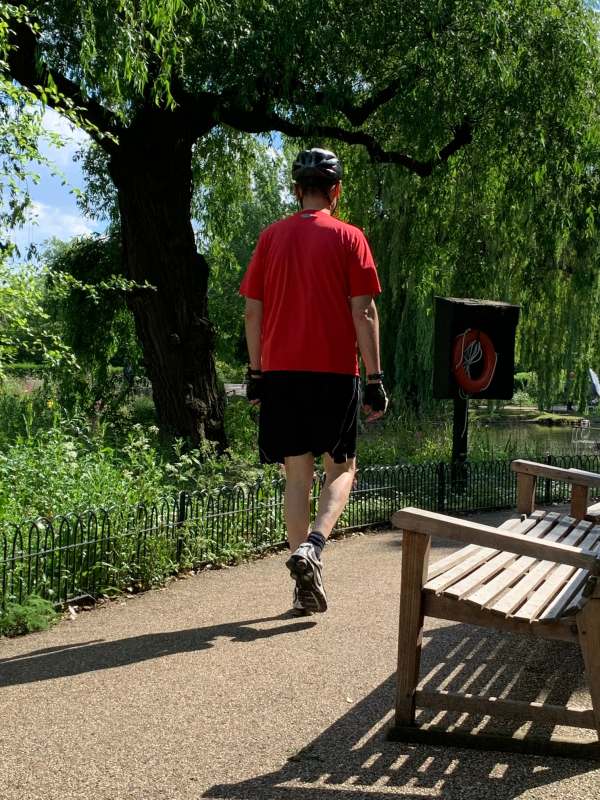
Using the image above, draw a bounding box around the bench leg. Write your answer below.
[577,598,600,738]
[395,530,431,727]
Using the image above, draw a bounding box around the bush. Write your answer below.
[511,389,535,407]
[0,421,167,523]
[0,596,59,637]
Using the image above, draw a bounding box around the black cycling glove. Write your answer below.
[246,368,263,403]
[363,382,388,413]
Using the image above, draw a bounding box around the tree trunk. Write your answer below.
[108,108,226,447]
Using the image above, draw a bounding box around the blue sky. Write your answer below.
[10,107,105,260]
[8,109,286,262]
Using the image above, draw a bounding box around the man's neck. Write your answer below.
[300,192,332,214]
[302,205,331,214]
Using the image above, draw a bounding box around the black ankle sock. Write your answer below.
[307,530,326,558]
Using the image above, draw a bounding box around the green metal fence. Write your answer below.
[2,455,600,609]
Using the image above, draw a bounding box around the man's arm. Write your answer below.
[244,298,263,405]
[351,295,388,420]
[351,295,381,375]
[244,298,263,369]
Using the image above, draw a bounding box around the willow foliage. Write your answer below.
[4,0,600,431]
[341,1,600,411]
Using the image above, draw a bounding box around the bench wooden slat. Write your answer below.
[425,544,481,581]
[453,515,569,613]
[492,561,560,616]
[425,514,542,583]
[538,571,591,621]
[513,564,578,621]
[540,526,600,621]
[509,520,593,621]
[466,554,537,609]
[444,551,517,600]
[445,512,568,605]
[424,547,497,593]
[487,519,577,617]
[442,516,555,601]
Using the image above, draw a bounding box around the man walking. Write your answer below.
[240,147,387,615]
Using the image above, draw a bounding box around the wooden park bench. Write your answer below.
[390,459,600,758]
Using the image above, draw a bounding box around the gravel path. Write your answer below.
[1,509,599,800]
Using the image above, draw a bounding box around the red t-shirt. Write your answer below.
[239,210,381,375]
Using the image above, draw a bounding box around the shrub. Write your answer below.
[0,596,59,637]
[511,389,535,407]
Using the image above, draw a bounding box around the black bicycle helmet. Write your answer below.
[292,148,343,183]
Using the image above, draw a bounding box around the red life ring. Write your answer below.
[452,329,497,394]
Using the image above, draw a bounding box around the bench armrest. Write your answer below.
[391,507,600,574]
[511,459,600,489]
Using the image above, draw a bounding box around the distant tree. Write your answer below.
[194,134,295,367]
[43,235,143,412]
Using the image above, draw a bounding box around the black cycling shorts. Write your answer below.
[258,371,360,465]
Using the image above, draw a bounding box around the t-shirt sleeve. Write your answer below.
[239,233,266,300]
[347,229,381,297]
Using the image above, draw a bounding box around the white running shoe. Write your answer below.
[286,542,327,613]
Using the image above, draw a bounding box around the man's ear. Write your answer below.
[330,182,342,214]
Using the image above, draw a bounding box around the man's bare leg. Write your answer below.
[284,453,315,553]
[285,453,356,614]
[313,454,356,538]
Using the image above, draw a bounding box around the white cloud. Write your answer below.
[39,108,91,168]
[41,108,90,142]
[23,200,96,243]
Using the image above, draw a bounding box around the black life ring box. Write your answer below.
[433,297,520,400]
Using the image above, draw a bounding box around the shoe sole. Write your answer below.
[286,554,327,613]
[290,606,313,617]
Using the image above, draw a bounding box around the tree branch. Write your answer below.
[218,104,472,177]
[294,75,416,128]
[6,18,121,153]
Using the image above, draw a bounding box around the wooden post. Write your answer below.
[576,595,600,737]
[571,483,589,521]
[516,473,537,516]
[395,530,431,727]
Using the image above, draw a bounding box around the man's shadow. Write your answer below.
[0,613,315,687]
[205,624,599,800]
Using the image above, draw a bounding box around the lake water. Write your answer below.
[472,420,600,457]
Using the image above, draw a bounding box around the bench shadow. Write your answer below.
[205,623,598,800]
[0,613,315,687]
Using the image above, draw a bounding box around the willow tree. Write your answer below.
[341,3,600,412]
[3,1,598,439]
